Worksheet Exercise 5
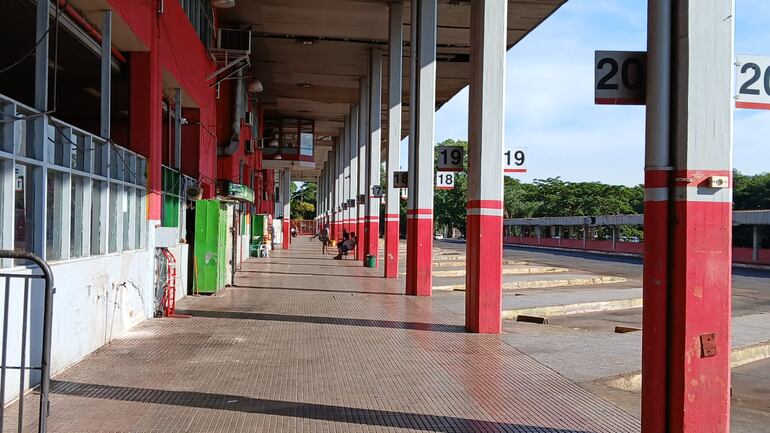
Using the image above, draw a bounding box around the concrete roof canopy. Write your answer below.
[218,0,566,181]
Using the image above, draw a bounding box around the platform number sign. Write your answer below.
[436,146,464,171]
[435,172,455,190]
[371,185,383,198]
[392,171,408,188]
[735,55,770,110]
[357,194,365,205]
[594,51,646,105]
[504,147,527,174]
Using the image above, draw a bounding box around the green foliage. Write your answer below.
[734,170,770,210]
[290,182,317,219]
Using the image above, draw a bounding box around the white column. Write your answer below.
[365,49,383,264]
[405,0,436,296]
[349,105,359,237]
[357,77,370,257]
[385,1,403,278]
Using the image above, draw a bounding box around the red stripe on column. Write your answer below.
[736,101,770,110]
[668,200,732,431]
[673,170,732,187]
[641,200,668,431]
[465,213,503,333]
[384,220,399,278]
[282,220,291,249]
[364,221,380,267]
[406,209,433,215]
[466,200,503,209]
[644,170,671,188]
[356,219,364,259]
[405,217,432,296]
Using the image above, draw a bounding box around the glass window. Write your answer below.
[48,124,68,167]
[123,188,132,250]
[161,166,180,227]
[135,189,144,248]
[15,114,38,159]
[93,140,107,176]
[91,180,105,255]
[109,183,119,253]
[46,170,66,260]
[71,133,86,172]
[70,175,86,258]
[14,164,38,262]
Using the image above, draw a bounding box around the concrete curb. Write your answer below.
[604,339,770,392]
[434,275,628,291]
[432,266,568,277]
[501,297,643,320]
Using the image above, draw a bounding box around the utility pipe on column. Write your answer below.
[641,0,671,431]
[385,1,403,278]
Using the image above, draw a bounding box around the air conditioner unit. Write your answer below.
[217,29,251,53]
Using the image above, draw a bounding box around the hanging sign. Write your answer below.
[393,171,408,188]
[436,146,464,172]
[435,172,455,190]
[357,194,366,205]
[735,55,770,110]
[504,147,527,174]
[594,51,646,105]
[371,185,383,197]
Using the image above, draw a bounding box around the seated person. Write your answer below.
[334,232,357,260]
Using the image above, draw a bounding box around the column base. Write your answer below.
[465,213,502,333]
[384,218,399,278]
[405,213,432,296]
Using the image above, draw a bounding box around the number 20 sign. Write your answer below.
[735,55,770,110]
[595,51,646,105]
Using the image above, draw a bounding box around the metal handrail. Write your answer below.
[0,250,55,433]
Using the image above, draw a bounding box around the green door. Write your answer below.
[194,199,225,294]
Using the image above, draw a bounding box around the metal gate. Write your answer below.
[0,251,54,433]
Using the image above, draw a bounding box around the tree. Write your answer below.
[290,182,317,219]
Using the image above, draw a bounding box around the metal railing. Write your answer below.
[0,251,54,433]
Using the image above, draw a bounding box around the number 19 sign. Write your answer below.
[504,147,527,174]
[736,55,770,110]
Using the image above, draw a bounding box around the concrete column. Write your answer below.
[282,169,291,249]
[349,105,359,242]
[643,2,734,432]
[330,147,338,239]
[365,49,383,266]
[612,225,618,251]
[341,121,350,234]
[385,1,403,278]
[406,0,437,296]
[752,225,759,262]
[357,78,370,259]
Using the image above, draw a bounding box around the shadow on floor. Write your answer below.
[176,309,465,333]
[237,270,384,279]
[232,284,404,297]
[50,380,592,433]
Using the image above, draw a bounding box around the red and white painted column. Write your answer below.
[281,168,291,249]
[357,78,369,260]
[364,48,383,266]
[465,0,506,333]
[384,1,403,278]
[405,0,436,296]
[642,1,734,432]
[348,105,359,243]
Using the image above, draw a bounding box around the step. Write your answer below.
[434,274,627,291]
[432,266,568,278]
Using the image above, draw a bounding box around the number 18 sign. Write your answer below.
[504,147,527,174]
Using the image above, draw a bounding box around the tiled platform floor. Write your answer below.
[8,238,640,432]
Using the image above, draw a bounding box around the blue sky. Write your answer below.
[400,0,770,186]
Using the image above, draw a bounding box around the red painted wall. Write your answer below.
[111,0,218,202]
[504,236,767,265]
